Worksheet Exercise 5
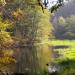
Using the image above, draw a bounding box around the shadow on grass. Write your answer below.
[52,45,69,49]
[59,60,75,75]
[59,59,75,66]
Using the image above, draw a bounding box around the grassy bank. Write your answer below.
[50,40,75,61]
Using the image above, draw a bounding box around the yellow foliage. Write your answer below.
[0,56,16,64]
[4,20,14,29]
[0,50,16,64]
[0,21,11,31]
[1,50,14,57]
[0,50,16,70]
[0,17,14,31]
[0,31,13,46]
[12,8,23,18]
[0,14,14,46]
[0,4,16,71]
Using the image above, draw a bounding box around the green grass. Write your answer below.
[50,40,75,61]
[50,40,75,47]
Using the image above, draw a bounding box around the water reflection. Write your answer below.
[52,45,69,49]
[15,44,52,75]
[15,46,38,74]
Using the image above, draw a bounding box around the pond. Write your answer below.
[13,44,52,75]
[1,40,75,75]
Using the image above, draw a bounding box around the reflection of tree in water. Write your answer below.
[16,46,38,74]
[15,43,52,75]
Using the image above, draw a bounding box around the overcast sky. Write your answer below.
[42,0,72,9]
[52,0,75,25]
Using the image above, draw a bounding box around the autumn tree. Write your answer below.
[0,1,16,72]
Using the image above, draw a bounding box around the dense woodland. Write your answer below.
[0,0,75,75]
[53,15,75,39]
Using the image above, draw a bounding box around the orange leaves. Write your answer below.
[12,8,24,19]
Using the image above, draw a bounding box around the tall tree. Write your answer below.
[12,0,53,74]
[0,0,17,72]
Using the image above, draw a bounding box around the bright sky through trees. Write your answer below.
[42,0,71,9]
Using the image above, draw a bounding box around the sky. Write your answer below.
[52,0,75,26]
[42,0,71,9]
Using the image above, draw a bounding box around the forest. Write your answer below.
[0,0,75,75]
